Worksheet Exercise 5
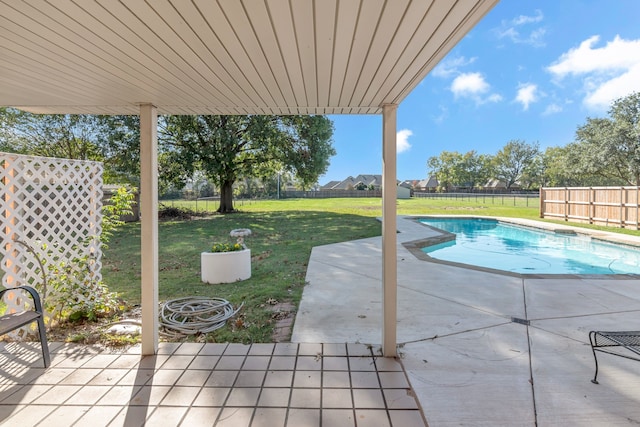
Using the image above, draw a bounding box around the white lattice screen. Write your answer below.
[1,153,103,331]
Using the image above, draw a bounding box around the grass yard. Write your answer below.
[102,195,639,344]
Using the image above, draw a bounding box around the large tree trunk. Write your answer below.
[218,179,235,213]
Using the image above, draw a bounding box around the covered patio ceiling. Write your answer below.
[1,0,497,115]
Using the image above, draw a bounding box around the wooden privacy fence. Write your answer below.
[540,186,640,229]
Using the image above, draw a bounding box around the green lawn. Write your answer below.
[102,196,639,343]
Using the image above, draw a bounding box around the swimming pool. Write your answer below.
[419,218,640,275]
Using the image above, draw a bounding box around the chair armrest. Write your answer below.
[0,286,45,313]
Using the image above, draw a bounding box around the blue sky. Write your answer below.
[320,0,640,185]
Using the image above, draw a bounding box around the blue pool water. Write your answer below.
[419,218,640,275]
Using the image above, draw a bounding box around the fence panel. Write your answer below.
[540,186,640,229]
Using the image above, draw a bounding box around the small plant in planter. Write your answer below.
[201,229,252,284]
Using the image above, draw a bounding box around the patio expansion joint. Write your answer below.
[522,277,538,426]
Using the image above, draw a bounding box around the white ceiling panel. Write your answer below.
[0,0,498,115]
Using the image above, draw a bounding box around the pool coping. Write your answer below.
[401,215,640,280]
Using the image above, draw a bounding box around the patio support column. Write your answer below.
[140,103,159,355]
[382,103,398,357]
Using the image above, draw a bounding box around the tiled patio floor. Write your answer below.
[0,341,426,427]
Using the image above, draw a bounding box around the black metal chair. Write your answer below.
[589,330,640,384]
[0,285,50,368]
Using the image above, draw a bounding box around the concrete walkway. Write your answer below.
[292,216,640,426]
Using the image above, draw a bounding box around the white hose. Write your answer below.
[159,297,244,334]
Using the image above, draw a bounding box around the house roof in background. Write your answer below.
[0,0,498,115]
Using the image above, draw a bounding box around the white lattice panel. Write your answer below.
[1,153,103,329]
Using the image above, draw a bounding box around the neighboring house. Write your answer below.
[320,180,341,190]
[417,176,438,192]
[329,174,383,190]
[484,179,521,191]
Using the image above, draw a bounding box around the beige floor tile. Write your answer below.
[350,372,380,388]
[159,385,201,406]
[157,342,181,354]
[323,357,349,371]
[192,386,231,407]
[146,406,188,426]
[107,405,153,427]
[28,367,74,384]
[348,357,377,371]
[322,343,348,357]
[235,371,266,387]
[116,368,153,386]
[241,356,271,370]
[176,369,211,387]
[248,343,275,356]
[216,407,254,426]
[225,343,251,356]
[225,387,261,406]
[298,343,323,356]
[32,384,80,404]
[273,343,298,356]
[88,368,130,386]
[199,343,228,356]
[98,384,141,405]
[138,355,169,369]
[387,409,426,426]
[354,409,391,427]
[189,355,220,370]
[322,388,353,408]
[59,368,102,384]
[217,356,246,370]
[205,371,238,387]
[1,404,57,425]
[321,409,356,426]
[65,385,111,404]
[373,358,403,372]
[257,387,291,407]
[296,356,322,370]
[160,355,195,370]
[130,385,171,406]
[53,353,96,368]
[263,370,293,387]
[45,404,93,426]
[323,371,351,388]
[347,344,373,357]
[383,389,419,409]
[378,372,409,388]
[293,371,321,388]
[180,406,222,426]
[147,369,183,385]
[352,389,385,409]
[72,404,123,427]
[269,356,296,370]
[82,354,120,368]
[174,342,205,355]
[108,355,142,369]
[251,407,287,426]
[287,408,320,427]
[0,384,51,404]
[290,388,321,408]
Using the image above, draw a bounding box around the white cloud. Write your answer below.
[396,129,412,153]
[432,56,476,78]
[451,72,502,105]
[547,35,640,109]
[515,83,538,110]
[495,10,546,47]
[542,103,563,115]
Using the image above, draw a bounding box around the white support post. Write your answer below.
[140,104,159,355]
[382,104,398,357]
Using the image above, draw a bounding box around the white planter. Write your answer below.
[201,249,251,284]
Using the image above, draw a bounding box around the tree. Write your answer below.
[573,92,640,185]
[160,115,335,212]
[427,150,492,191]
[492,140,540,189]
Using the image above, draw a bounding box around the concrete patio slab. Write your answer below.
[293,216,640,426]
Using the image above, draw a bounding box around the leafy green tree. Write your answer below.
[573,92,640,185]
[492,140,540,189]
[427,150,492,191]
[159,115,335,212]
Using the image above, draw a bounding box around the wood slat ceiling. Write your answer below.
[0,0,498,115]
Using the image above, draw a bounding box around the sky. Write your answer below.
[319,0,640,185]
